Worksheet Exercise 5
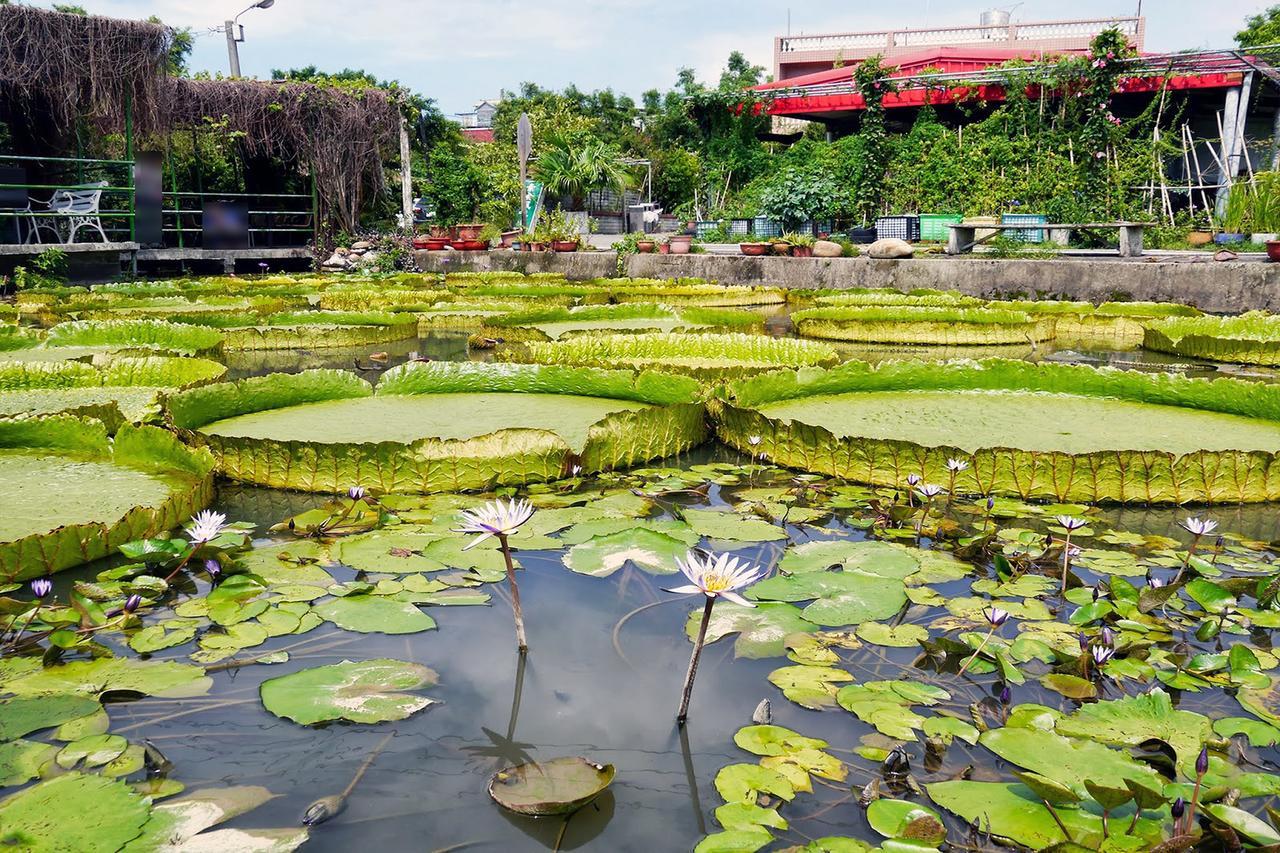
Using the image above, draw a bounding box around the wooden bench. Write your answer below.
[946,222,1147,258]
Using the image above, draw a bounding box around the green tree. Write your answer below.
[1237,5,1280,46]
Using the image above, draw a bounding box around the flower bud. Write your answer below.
[1196,746,1209,776]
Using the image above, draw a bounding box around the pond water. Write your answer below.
[9,317,1280,852]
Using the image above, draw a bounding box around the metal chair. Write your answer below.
[24,181,109,244]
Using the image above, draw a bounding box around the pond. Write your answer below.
[4,282,1280,852]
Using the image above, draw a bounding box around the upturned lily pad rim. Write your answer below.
[487,756,616,816]
[0,416,216,579]
[719,359,1280,504]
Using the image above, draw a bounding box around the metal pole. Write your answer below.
[399,113,412,222]
[125,93,135,243]
[225,21,241,78]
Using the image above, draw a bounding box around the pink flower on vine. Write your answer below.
[1107,51,1115,59]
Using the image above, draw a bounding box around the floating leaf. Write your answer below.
[777,540,918,578]
[978,727,1166,798]
[683,509,788,543]
[857,622,928,648]
[1039,673,1097,700]
[1055,689,1213,775]
[767,665,853,710]
[694,602,816,659]
[488,756,614,816]
[865,799,946,845]
[0,695,99,741]
[260,658,438,725]
[836,681,950,740]
[56,734,127,769]
[313,595,436,634]
[734,725,827,757]
[0,773,151,851]
[714,763,795,804]
[1204,803,1280,846]
[0,740,56,787]
[562,528,688,577]
[0,658,211,698]
[750,569,906,628]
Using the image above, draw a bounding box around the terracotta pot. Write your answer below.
[1267,240,1280,262]
[771,242,790,255]
[529,242,547,252]
[658,242,670,254]
[790,245,814,258]
[422,238,449,251]
[668,235,692,255]
[739,243,770,256]
[552,240,579,252]
[451,223,485,242]
[636,241,656,253]
[499,230,521,248]
[1186,231,1212,246]
[412,237,432,250]
[451,239,488,251]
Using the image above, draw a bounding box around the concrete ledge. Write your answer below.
[414,250,1280,314]
[0,241,137,256]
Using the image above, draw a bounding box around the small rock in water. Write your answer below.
[752,699,772,725]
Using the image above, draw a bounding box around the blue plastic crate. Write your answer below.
[752,217,782,238]
[1000,213,1047,243]
[727,219,752,237]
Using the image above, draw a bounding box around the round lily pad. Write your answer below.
[866,798,946,845]
[488,756,615,816]
[312,595,436,634]
[259,658,439,725]
[0,772,151,851]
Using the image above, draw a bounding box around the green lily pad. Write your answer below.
[260,658,439,725]
[1204,803,1280,846]
[836,681,950,740]
[488,756,615,816]
[122,784,304,852]
[694,602,817,659]
[0,773,151,851]
[562,528,688,577]
[1039,673,1097,700]
[335,532,447,574]
[695,828,773,853]
[750,569,906,628]
[714,763,796,804]
[865,799,946,845]
[56,734,127,769]
[1055,688,1213,776]
[682,508,788,543]
[714,802,788,831]
[978,726,1167,798]
[0,740,57,787]
[733,725,828,757]
[0,695,99,741]
[857,622,928,648]
[0,657,211,698]
[777,540,919,577]
[767,665,854,710]
[313,595,436,634]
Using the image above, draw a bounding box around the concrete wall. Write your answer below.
[414,250,1280,314]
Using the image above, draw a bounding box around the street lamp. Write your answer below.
[224,0,275,79]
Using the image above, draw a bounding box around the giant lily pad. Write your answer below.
[488,756,615,816]
[259,658,438,725]
[1054,689,1213,776]
[719,359,1280,503]
[168,364,707,494]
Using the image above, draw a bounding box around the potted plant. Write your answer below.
[784,232,816,257]
[636,237,656,253]
[499,229,521,249]
[769,237,792,255]
[667,235,693,255]
[739,242,770,256]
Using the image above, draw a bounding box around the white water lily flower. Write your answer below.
[1179,517,1218,537]
[185,510,227,544]
[916,484,944,499]
[1055,515,1088,531]
[748,435,762,447]
[906,474,922,486]
[454,499,535,550]
[666,551,764,607]
[946,458,969,472]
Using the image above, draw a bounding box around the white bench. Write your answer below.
[24,181,109,245]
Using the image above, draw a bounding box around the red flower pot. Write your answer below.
[451,223,484,242]
[552,240,579,252]
[636,241,656,253]
[791,245,813,258]
[421,238,449,251]
[739,243,769,256]
[1268,241,1280,262]
[658,242,670,254]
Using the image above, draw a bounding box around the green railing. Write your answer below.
[0,153,316,249]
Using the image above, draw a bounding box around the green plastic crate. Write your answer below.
[919,214,962,242]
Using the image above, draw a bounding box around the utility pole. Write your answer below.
[225,21,241,78]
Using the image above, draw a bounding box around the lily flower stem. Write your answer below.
[956,626,995,676]
[947,472,957,505]
[1042,799,1073,843]
[677,596,716,726]
[496,534,527,653]
[162,549,199,585]
[1187,769,1206,834]
[3,605,40,649]
[1125,806,1142,835]
[1060,532,1073,595]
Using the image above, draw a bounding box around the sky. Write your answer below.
[69,0,1275,116]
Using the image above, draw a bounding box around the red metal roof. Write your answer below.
[462,127,495,143]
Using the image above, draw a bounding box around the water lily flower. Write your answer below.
[185,510,228,545]
[123,594,143,614]
[454,499,535,551]
[667,551,764,608]
[999,685,1012,704]
[570,464,583,477]
[1180,517,1218,537]
[1171,797,1185,819]
[204,559,221,579]
[906,474,922,487]
[986,496,995,511]
[1100,626,1115,647]
[456,498,537,651]
[984,606,1009,628]
[1090,644,1114,666]
[916,484,943,499]
[1196,746,1209,776]
[748,435,762,447]
[1055,515,1088,531]
[1148,576,1167,588]
[671,550,764,724]
[347,486,367,500]
[30,578,51,599]
[946,458,968,472]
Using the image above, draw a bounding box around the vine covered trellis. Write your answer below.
[0,4,400,234]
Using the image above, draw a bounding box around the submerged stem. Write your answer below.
[1060,531,1073,595]
[496,534,527,652]
[677,596,716,725]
